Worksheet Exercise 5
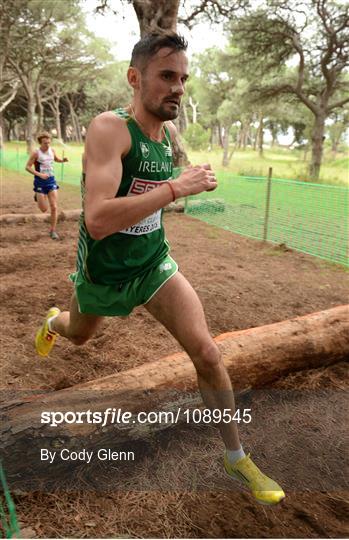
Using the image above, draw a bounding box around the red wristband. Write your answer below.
[166,181,176,202]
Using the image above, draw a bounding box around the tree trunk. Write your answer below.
[237,121,243,148]
[36,88,44,133]
[7,119,13,141]
[309,112,325,180]
[132,0,180,36]
[211,122,219,146]
[256,112,264,157]
[222,123,231,166]
[0,111,3,149]
[26,90,36,154]
[0,306,347,488]
[4,120,10,142]
[54,96,62,141]
[245,124,252,149]
[75,114,82,143]
[330,128,344,159]
[217,121,223,147]
[253,126,257,150]
[67,97,82,143]
[331,139,338,158]
[178,103,188,133]
[188,96,198,123]
[303,145,308,162]
[60,109,68,142]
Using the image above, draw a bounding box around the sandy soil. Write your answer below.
[1,170,348,538]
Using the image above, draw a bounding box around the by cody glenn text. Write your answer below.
[40,448,135,464]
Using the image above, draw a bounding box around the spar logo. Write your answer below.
[140,141,150,158]
[128,177,167,195]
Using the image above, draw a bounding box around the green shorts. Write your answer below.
[69,254,178,317]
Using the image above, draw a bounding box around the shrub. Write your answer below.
[183,123,210,151]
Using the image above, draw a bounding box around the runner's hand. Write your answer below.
[201,163,217,191]
[39,173,49,180]
[172,164,217,198]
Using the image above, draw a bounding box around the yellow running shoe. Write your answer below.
[35,307,60,357]
[224,452,285,505]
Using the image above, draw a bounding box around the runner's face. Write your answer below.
[140,48,189,121]
[40,138,51,151]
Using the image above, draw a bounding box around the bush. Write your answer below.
[183,123,210,151]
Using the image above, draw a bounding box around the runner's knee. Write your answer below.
[192,340,222,375]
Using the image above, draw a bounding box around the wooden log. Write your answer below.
[0,209,81,224]
[0,305,348,487]
[0,206,182,224]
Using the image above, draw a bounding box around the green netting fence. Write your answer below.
[1,148,348,266]
[0,463,20,539]
[184,171,348,267]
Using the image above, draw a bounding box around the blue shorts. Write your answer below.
[33,176,59,195]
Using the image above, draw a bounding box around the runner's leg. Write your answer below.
[144,271,241,450]
[47,189,58,232]
[51,292,103,345]
[37,193,48,213]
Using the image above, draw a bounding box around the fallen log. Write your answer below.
[0,204,184,225]
[0,305,348,487]
[0,209,81,224]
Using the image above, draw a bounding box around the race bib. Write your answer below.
[120,177,169,236]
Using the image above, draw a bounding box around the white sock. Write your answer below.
[47,315,58,333]
[226,446,246,465]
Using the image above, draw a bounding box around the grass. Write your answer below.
[1,140,348,187]
[187,146,348,187]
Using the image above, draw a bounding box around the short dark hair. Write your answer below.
[130,32,188,71]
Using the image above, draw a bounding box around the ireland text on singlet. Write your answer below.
[75,108,173,285]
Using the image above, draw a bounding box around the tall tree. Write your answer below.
[229,0,349,179]
[327,105,349,156]
[95,0,245,31]
[0,0,23,148]
[3,0,81,152]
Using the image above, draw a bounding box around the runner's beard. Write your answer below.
[144,100,180,121]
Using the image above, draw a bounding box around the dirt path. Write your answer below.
[1,171,348,538]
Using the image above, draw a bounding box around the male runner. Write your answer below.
[35,33,285,505]
[26,132,68,239]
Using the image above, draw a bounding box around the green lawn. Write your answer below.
[187,146,349,187]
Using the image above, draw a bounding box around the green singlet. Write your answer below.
[70,108,178,316]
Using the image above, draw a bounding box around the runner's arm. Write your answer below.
[84,112,176,240]
[25,152,46,178]
[53,150,68,163]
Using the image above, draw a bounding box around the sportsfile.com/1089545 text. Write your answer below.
[41,408,252,428]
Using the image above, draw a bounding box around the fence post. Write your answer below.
[60,150,65,182]
[263,167,273,242]
[16,144,20,172]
